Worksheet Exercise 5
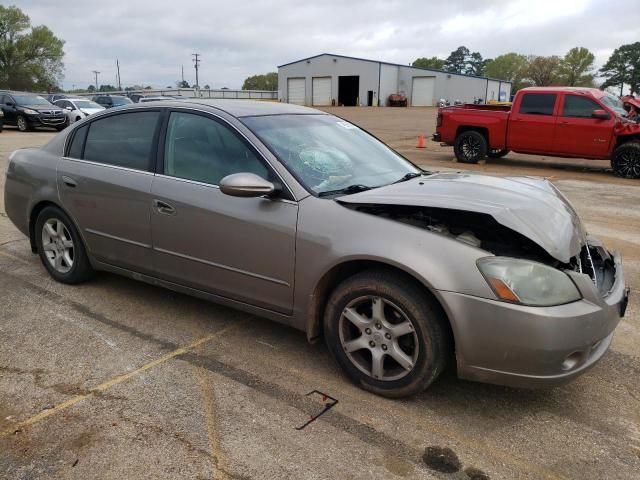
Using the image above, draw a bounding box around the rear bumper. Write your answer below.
[440,252,627,388]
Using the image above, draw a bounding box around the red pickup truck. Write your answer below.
[433,87,640,178]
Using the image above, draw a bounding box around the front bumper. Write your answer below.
[26,112,66,127]
[440,252,628,388]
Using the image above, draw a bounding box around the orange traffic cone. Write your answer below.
[416,133,426,148]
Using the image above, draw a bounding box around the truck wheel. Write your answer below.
[488,149,509,159]
[612,142,640,179]
[323,269,449,398]
[454,130,487,163]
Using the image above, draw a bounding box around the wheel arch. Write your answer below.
[614,134,640,150]
[28,200,85,254]
[305,259,456,359]
[455,125,489,144]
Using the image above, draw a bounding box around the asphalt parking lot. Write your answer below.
[0,107,639,480]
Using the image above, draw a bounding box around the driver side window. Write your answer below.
[163,111,269,185]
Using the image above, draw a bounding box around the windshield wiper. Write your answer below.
[318,184,372,197]
[392,172,422,184]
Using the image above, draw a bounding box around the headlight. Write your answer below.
[477,257,581,306]
[23,108,39,115]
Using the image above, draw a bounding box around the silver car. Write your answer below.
[4,100,629,397]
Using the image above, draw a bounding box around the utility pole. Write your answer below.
[116,59,122,91]
[181,65,185,84]
[92,70,100,90]
[192,53,201,91]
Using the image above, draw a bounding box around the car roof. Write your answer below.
[520,86,604,95]
[139,99,323,117]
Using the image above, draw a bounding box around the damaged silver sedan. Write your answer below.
[4,100,629,397]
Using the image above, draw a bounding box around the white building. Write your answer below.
[278,53,512,107]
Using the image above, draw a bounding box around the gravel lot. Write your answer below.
[0,108,638,480]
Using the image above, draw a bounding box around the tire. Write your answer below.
[323,269,449,398]
[487,149,509,159]
[34,206,94,284]
[55,124,67,132]
[611,142,640,179]
[17,115,31,132]
[453,130,487,163]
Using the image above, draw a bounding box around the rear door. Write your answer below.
[57,110,162,274]
[507,92,558,153]
[150,109,298,314]
[554,94,614,157]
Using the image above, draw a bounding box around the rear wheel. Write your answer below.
[324,270,449,398]
[453,130,487,163]
[34,206,94,284]
[487,149,509,158]
[612,142,640,179]
[17,115,31,132]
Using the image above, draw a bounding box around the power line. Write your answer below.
[192,53,201,90]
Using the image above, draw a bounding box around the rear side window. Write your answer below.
[519,93,557,115]
[67,125,88,158]
[562,95,601,118]
[83,112,160,170]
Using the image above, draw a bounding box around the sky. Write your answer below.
[17,0,640,90]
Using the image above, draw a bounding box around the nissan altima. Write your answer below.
[4,100,629,397]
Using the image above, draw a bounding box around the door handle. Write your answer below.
[153,199,176,215]
[61,175,77,188]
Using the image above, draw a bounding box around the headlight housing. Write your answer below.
[23,108,39,115]
[477,257,581,307]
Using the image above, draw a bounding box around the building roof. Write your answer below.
[278,53,512,84]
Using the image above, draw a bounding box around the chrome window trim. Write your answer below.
[61,156,155,176]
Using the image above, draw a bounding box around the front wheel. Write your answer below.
[453,130,487,163]
[17,115,31,132]
[35,206,94,284]
[324,270,449,398]
[487,149,509,158]
[611,142,640,179]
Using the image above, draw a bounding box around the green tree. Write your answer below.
[600,42,640,95]
[98,84,116,92]
[484,53,529,92]
[0,5,65,91]
[242,72,277,90]
[411,56,445,70]
[176,80,190,88]
[525,55,561,86]
[558,47,595,87]
[87,84,95,92]
[444,46,470,74]
[203,84,210,89]
[466,51,490,76]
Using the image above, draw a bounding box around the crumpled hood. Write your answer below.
[339,172,586,263]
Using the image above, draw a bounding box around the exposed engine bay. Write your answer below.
[348,203,616,296]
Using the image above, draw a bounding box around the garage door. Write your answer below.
[287,78,305,105]
[312,77,332,106]
[411,77,435,106]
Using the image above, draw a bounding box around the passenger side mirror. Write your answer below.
[5,102,14,107]
[65,106,73,111]
[219,172,276,198]
[592,109,610,120]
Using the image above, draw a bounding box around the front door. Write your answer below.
[57,110,161,274]
[150,110,297,314]
[507,92,558,153]
[2,94,17,124]
[554,94,615,158]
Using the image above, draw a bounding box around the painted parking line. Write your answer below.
[0,323,239,438]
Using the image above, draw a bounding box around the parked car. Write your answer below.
[0,91,66,131]
[55,98,105,124]
[4,100,628,397]
[45,93,68,103]
[0,108,4,132]
[434,87,640,178]
[91,94,133,109]
[138,96,176,103]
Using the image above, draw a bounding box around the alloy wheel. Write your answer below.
[17,116,27,132]
[338,295,419,381]
[616,150,640,178]
[461,135,481,160]
[41,218,74,273]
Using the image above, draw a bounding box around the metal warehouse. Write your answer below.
[278,53,512,107]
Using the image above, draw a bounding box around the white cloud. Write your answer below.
[15,0,640,90]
